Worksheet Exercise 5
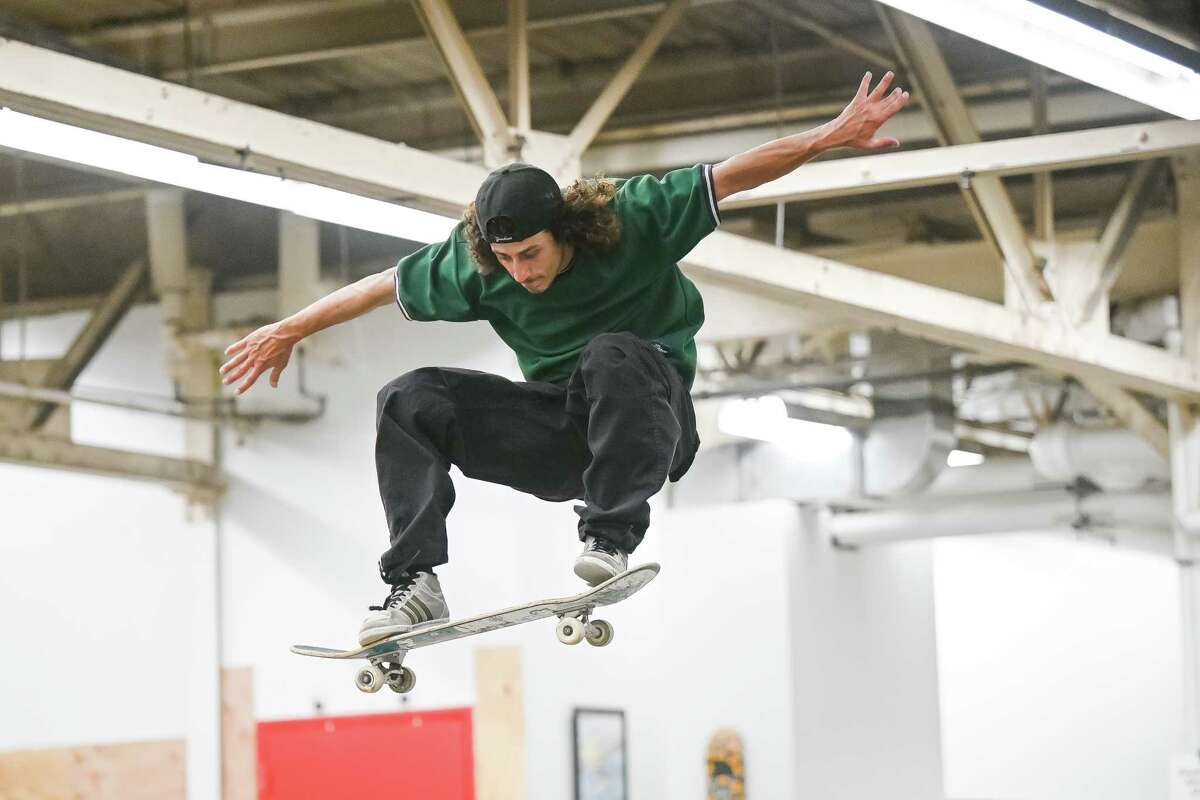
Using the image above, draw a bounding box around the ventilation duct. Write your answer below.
[1028,422,1169,491]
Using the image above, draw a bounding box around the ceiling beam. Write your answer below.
[744,0,894,67]
[410,0,512,167]
[878,6,1048,310]
[0,432,220,494]
[720,119,1200,209]
[878,6,1172,455]
[0,37,486,216]
[1077,159,1164,323]
[508,0,531,134]
[2,39,1193,400]
[563,0,690,162]
[158,1,738,81]
[26,260,147,430]
[0,187,145,218]
[683,230,1200,400]
[72,0,391,44]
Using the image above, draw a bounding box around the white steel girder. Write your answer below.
[1,39,1196,400]
[0,433,219,493]
[410,0,512,168]
[877,8,1173,450]
[0,38,486,215]
[682,231,1200,400]
[563,0,690,164]
[878,6,1047,310]
[508,0,531,135]
[720,119,1200,210]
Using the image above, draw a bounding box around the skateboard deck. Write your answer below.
[292,563,659,694]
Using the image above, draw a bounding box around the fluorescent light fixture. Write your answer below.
[0,108,458,242]
[874,0,1200,119]
[947,449,986,468]
[717,395,853,448]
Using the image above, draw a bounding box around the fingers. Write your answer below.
[269,364,284,388]
[855,71,872,100]
[221,358,255,386]
[219,350,249,376]
[224,338,247,356]
[866,136,901,150]
[237,364,266,396]
[869,71,895,101]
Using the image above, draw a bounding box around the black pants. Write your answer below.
[374,332,699,584]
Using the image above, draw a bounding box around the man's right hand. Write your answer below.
[220,321,301,395]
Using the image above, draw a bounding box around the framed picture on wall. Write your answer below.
[572,708,628,800]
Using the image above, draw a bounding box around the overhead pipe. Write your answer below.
[826,490,1174,556]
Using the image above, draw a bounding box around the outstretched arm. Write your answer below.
[220,266,397,394]
[711,71,910,202]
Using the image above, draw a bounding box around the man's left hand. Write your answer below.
[824,71,911,151]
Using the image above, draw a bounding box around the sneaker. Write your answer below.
[358,570,449,646]
[574,536,629,587]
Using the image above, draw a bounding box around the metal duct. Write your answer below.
[1029,422,1170,491]
[859,335,956,497]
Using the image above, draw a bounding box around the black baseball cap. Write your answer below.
[474,162,564,244]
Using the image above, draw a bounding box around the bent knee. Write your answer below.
[377,367,446,410]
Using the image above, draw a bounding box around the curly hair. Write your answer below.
[462,177,621,275]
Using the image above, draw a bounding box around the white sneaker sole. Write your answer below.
[358,617,446,647]
[574,556,623,587]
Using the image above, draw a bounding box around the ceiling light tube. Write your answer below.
[0,108,458,242]
[875,0,1200,119]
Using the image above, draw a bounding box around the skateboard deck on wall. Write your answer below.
[707,727,746,800]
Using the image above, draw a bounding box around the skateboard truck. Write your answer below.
[356,653,416,695]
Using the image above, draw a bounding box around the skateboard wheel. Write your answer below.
[356,665,385,693]
[556,617,585,645]
[387,666,417,694]
[585,619,614,647]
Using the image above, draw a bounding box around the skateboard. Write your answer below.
[706,727,745,800]
[292,563,660,695]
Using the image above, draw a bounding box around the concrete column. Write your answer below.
[146,189,223,800]
[790,506,945,799]
[1172,154,1200,764]
[278,211,321,318]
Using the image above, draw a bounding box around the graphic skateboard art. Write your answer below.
[706,727,746,800]
[292,563,660,694]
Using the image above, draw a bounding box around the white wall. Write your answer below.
[790,509,946,799]
[0,292,1184,800]
[935,533,1184,800]
[0,296,806,800]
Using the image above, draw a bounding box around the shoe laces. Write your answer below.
[588,538,621,557]
[369,572,419,611]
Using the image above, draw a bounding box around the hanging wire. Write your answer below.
[181,0,196,87]
[768,17,787,248]
[14,154,29,372]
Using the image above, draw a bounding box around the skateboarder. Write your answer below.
[220,72,909,644]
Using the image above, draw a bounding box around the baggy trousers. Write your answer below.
[374,331,700,584]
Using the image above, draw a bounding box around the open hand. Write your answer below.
[827,71,910,151]
[220,321,299,395]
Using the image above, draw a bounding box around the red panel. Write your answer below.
[257,707,475,800]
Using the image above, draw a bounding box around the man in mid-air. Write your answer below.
[221,72,909,645]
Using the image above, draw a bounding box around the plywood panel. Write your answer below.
[221,666,256,800]
[0,739,185,799]
[474,646,525,800]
